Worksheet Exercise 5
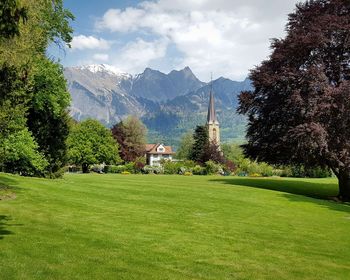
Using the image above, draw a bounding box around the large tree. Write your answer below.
[238,0,350,200]
[111,116,147,162]
[0,0,27,39]
[176,131,194,160]
[67,119,120,173]
[0,0,74,177]
[190,125,209,164]
[27,57,71,175]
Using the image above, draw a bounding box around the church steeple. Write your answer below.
[206,78,220,146]
[207,90,218,125]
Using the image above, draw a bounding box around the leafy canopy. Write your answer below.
[68,119,121,171]
[111,116,147,163]
[238,0,350,200]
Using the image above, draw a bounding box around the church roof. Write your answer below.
[207,89,218,124]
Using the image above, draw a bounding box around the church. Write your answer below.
[207,87,220,148]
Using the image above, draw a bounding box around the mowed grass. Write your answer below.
[0,174,350,280]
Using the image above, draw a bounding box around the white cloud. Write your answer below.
[111,38,169,74]
[71,35,111,50]
[95,0,300,80]
[92,53,109,62]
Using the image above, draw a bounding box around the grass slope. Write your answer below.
[0,174,350,279]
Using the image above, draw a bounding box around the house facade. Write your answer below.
[145,143,175,166]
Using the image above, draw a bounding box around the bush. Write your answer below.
[288,165,332,178]
[121,171,130,175]
[259,162,274,177]
[90,164,104,173]
[192,165,205,175]
[223,160,236,175]
[163,161,181,174]
[143,165,164,174]
[104,165,126,174]
[184,171,193,176]
[249,173,262,177]
[236,158,274,177]
[48,167,67,179]
[133,161,145,173]
[205,160,223,175]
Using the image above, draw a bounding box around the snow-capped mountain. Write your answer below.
[64,64,252,145]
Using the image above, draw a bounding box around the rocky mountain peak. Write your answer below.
[77,64,131,78]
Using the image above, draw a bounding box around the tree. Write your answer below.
[190,125,209,164]
[0,0,27,39]
[176,131,194,160]
[0,0,74,177]
[222,143,244,163]
[2,128,48,176]
[238,0,350,200]
[111,116,147,162]
[27,57,71,175]
[67,119,121,173]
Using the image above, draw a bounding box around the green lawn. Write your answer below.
[0,173,350,279]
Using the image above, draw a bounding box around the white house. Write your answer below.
[145,143,175,166]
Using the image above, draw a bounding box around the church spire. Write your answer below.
[207,75,218,125]
[206,74,221,147]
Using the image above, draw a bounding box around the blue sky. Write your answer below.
[54,0,300,81]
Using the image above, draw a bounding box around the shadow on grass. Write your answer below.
[211,177,338,199]
[211,177,350,213]
[0,174,22,198]
[0,215,14,240]
[0,174,20,188]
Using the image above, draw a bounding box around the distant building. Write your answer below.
[207,86,220,147]
[145,143,175,166]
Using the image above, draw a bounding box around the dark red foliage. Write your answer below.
[238,0,350,200]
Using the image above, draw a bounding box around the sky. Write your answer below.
[54,0,300,82]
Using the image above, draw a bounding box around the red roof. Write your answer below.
[145,144,174,155]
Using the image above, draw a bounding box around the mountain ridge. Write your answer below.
[64,64,252,146]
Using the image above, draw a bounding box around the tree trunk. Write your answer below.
[82,163,89,174]
[337,171,350,202]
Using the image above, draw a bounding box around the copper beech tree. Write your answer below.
[238,0,350,200]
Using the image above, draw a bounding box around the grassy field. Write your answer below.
[0,173,350,279]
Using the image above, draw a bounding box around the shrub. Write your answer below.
[205,160,223,175]
[133,161,145,173]
[163,161,181,174]
[236,159,274,177]
[124,162,135,173]
[192,165,205,175]
[249,173,262,177]
[259,162,274,177]
[90,164,104,173]
[47,167,67,179]
[223,160,236,175]
[289,165,332,178]
[104,165,126,174]
[143,165,164,174]
[121,171,130,175]
[184,171,193,176]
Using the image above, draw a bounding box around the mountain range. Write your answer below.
[63,64,253,147]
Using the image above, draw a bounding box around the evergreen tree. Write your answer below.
[190,125,209,164]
